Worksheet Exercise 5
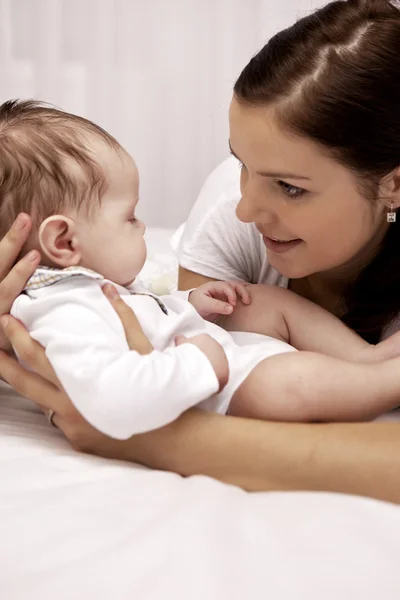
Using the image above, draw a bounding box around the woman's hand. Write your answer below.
[0,284,154,455]
[102,284,153,354]
[0,214,40,351]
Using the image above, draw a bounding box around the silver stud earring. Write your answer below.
[387,202,396,223]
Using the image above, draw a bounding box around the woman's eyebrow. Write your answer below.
[228,140,311,181]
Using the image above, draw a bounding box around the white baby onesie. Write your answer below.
[11,267,296,439]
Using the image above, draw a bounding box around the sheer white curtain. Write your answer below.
[0,0,324,226]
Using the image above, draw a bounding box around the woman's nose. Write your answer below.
[235,187,276,225]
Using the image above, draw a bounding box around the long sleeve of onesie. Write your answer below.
[12,281,219,439]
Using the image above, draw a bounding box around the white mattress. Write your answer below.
[1,228,400,599]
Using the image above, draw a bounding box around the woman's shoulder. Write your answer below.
[181,155,243,225]
[179,156,255,279]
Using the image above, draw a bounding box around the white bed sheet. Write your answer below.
[2,385,400,600]
[1,228,400,599]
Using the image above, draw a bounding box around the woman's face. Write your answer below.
[229,97,389,280]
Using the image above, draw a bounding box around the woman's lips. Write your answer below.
[262,236,302,254]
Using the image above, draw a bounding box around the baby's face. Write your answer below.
[76,143,147,286]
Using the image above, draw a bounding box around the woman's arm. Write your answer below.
[99,410,400,505]
[1,293,399,505]
[178,267,216,291]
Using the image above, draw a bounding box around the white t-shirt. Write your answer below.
[178,156,400,339]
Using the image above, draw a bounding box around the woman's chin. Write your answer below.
[266,252,312,280]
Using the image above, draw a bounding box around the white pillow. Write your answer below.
[137,227,182,295]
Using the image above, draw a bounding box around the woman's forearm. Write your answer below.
[93,409,400,504]
[178,267,216,290]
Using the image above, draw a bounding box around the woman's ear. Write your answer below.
[38,215,81,267]
[383,165,400,209]
[392,166,400,209]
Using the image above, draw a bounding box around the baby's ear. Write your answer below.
[38,215,81,267]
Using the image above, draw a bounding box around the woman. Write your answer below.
[1,0,400,503]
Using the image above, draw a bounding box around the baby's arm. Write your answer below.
[222,284,371,362]
[12,285,221,439]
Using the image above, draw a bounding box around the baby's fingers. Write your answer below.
[230,282,251,305]
[210,298,234,315]
[209,283,237,306]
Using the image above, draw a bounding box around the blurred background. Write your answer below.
[0,0,325,227]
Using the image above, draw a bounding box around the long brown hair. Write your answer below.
[234,0,400,342]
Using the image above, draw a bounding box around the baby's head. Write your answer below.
[0,100,146,286]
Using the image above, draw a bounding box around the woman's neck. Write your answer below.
[290,221,388,316]
[289,277,346,317]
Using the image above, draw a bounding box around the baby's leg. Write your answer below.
[230,351,400,422]
[221,284,398,362]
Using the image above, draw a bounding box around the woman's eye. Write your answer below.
[277,180,305,198]
[229,149,246,171]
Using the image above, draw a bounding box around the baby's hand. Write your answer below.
[175,333,229,391]
[189,281,251,321]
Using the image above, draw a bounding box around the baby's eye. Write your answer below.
[277,181,305,198]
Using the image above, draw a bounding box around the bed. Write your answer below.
[1,228,400,600]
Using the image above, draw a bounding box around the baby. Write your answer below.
[2,100,400,439]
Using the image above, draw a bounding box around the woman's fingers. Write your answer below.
[0,349,82,440]
[0,351,88,451]
[0,250,40,314]
[0,215,40,352]
[0,214,33,280]
[0,315,60,387]
[0,349,64,412]
[102,284,153,354]
[0,250,41,352]
[0,340,101,446]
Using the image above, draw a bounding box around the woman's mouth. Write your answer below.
[262,236,302,254]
